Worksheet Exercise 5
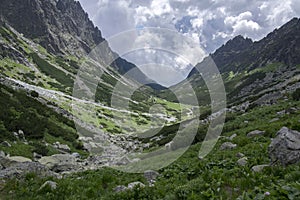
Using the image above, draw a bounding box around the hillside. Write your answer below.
[163,18,300,107]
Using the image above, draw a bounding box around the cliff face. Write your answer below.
[0,0,104,56]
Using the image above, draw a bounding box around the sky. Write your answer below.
[78,0,300,87]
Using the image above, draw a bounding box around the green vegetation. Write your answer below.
[1,94,300,199]
[0,84,86,158]
[30,53,74,92]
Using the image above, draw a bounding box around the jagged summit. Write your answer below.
[188,17,300,76]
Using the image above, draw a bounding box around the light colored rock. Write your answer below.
[1,141,11,147]
[38,154,77,172]
[39,181,57,191]
[8,156,32,163]
[237,157,248,166]
[220,142,237,150]
[269,127,300,166]
[247,130,265,137]
[229,134,237,141]
[0,151,5,157]
[127,181,145,189]
[251,164,269,172]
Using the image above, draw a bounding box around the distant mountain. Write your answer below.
[189,18,300,76]
[165,18,300,105]
[0,0,162,89]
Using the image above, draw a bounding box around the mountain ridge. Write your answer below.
[0,0,163,89]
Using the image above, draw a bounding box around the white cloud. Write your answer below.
[78,0,300,86]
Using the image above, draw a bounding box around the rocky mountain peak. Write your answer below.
[0,0,104,56]
[215,35,253,55]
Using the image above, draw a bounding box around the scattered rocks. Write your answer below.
[237,157,248,166]
[39,181,57,191]
[53,142,71,153]
[0,162,57,179]
[251,164,269,172]
[247,130,265,137]
[269,127,300,166]
[220,142,237,150]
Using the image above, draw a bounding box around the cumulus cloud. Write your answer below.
[78,0,300,86]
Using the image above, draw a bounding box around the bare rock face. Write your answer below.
[269,127,300,166]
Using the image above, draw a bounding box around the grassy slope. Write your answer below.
[0,83,87,158]
[1,95,300,199]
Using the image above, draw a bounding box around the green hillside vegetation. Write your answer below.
[1,95,300,199]
[0,84,86,158]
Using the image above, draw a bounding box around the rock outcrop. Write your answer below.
[269,127,300,166]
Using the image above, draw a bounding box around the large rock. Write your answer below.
[0,156,31,168]
[38,154,78,172]
[0,162,57,179]
[237,157,248,166]
[269,127,300,166]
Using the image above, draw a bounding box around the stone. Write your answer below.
[39,181,57,191]
[53,142,71,153]
[144,170,160,183]
[127,181,145,189]
[1,141,11,147]
[236,152,245,158]
[38,154,78,172]
[0,162,57,179]
[220,142,237,150]
[247,130,265,137]
[269,118,279,123]
[237,157,248,166]
[115,156,130,166]
[33,152,42,160]
[8,156,32,163]
[114,185,127,193]
[0,151,5,157]
[269,127,300,166]
[71,152,81,158]
[251,164,269,172]
[229,134,237,141]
